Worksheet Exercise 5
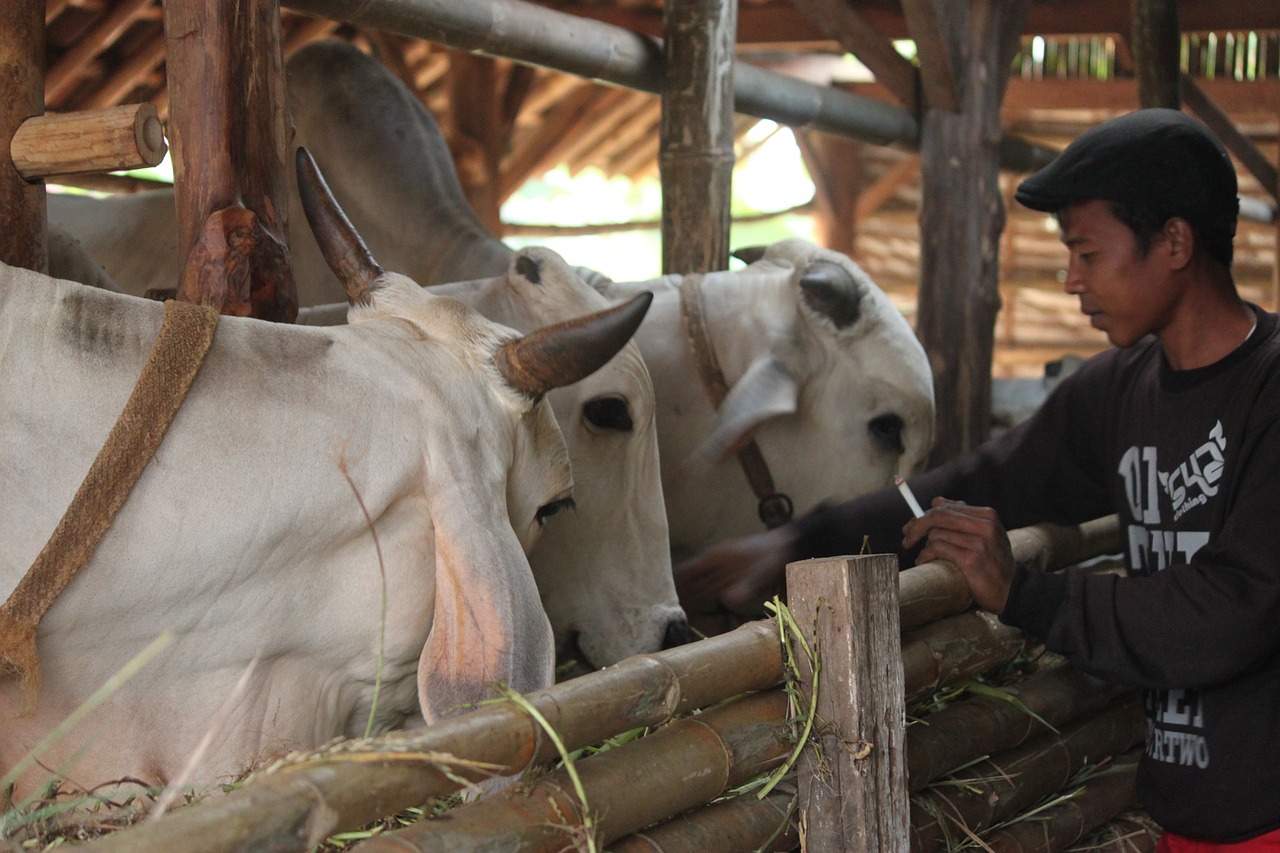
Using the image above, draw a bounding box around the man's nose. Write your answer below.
[1061,262,1085,294]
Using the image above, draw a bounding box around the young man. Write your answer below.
[674,109,1280,849]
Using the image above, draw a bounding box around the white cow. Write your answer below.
[300,252,683,670]
[48,43,685,673]
[1,150,649,798]
[49,39,935,565]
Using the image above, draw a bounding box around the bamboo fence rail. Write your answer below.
[67,516,1143,853]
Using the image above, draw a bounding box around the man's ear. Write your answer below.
[1164,217,1195,270]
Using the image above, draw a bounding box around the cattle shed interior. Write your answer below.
[21,0,1280,435]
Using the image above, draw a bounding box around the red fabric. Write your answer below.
[1158,827,1280,852]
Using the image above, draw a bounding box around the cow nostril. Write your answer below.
[662,617,690,650]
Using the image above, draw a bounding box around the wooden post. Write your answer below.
[448,52,506,237]
[0,0,47,273]
[1131,0,1181,109]
[660,0,737,275]
[786,554,908,852]
[164,0,296,321]
[796,131,865,257]
[915,0,1030,464]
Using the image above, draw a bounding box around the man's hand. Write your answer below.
[673,525,798,617]
[902,498,1016,614]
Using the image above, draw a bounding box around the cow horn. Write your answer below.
[496,292,653,399]
[294,147,385,306]
[799,260,862,329]
[731,245,768,265]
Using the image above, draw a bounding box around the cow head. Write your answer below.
[431,249,687,671]
[606,238,935,558]
[295,148,653,719]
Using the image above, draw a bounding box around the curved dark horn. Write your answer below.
[799,260,862,329]
[731,245,768,265]
[294,147,385,306]
[496,292,653,399]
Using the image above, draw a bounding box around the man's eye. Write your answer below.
[535,497,576,528]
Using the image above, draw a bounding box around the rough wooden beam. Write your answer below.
[449,52,505,235]
[45,0,153,104]
[1181,74,1280,205]
[856,154,920,226]
[998,76,1280,117]
[586,94,661,170]
[900,0,960,112]
[283,14,341,56]
[500,81,601,197]
[788,0,918,109]
[1,0,46,273]
[165,0,296,321]
[1131,0,1181,109]
[45,0,74,26]
[561,87,642,175]
[84,30,166,110]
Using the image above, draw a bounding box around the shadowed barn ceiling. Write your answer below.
[40,0,1280,373]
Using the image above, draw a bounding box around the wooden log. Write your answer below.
[164,0,296,321]
[906,665,1132,791]
[0,0,47,273]
[787,554,909,853]
[81,621,784,853]
[352,690,793,852]
[1131,0,1181,109]
[982,749,1141,853]
[660,0,736,275]
[909,696,1145,853]
[902,610,1034,705]
[915,0,1030,464]
[608,784,799,852]
[11,104,167,180]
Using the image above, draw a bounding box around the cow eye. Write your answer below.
[868,413,905,454]
[536,497,576,528]
[583,396,633,432]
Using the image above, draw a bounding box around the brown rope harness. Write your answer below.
[678,274,793,530]
[0,300,220,713]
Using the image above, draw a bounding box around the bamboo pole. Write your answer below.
[659,0,736,275]
[902,610,1034,704]
[280,0,1058,170]
[909,697,1145,853]
[352,690,793,852]
[82,621,784,853]
[982,749,1141,853]
[899,516,1121,631]
[906,664,1132,791]
[787,553,909,852]
[608,784,799,852]
[11,104,167,180]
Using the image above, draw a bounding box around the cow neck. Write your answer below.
[678,273,794,530]
[0,299,220,714]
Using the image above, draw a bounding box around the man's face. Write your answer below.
[1058,199,1175,348]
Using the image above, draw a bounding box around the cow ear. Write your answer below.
[694,356,799,462]
[798,260,862,330]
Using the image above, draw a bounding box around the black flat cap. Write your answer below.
[1015,108,1239,236]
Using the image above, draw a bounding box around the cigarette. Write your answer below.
[895,475,926,518]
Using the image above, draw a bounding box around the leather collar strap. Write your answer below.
[678,274,794,530]
[0,299,220,713]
